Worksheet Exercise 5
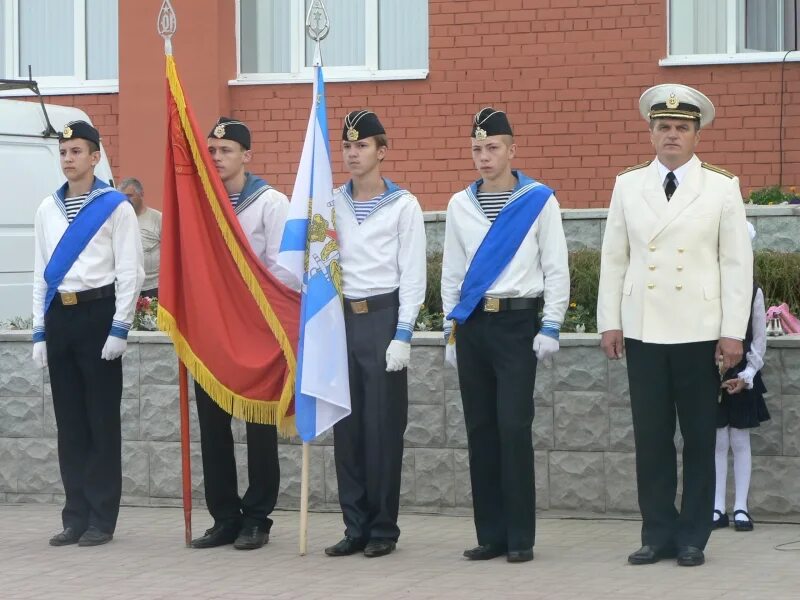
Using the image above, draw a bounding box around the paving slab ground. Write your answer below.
[1,504,799,599]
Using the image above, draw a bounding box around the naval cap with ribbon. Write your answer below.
[639,83,715,128]
[208,117,251,150]
[471,107,513,140]
[342,110,385,142]
[59,120,101,146]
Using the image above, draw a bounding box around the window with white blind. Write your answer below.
[236,0,429,84]
[0,0,118,94]
[664,0,800,65]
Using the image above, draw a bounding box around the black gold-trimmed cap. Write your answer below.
[59,120,100,146]
[471,107,513,140]
[342,110,385,141]
[208,117,251,150]
[639,83,715,128]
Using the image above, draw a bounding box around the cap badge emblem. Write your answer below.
[666,93,679,109]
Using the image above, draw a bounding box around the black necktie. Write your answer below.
[664,171,677,201]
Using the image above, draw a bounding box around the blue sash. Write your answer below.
[447,172,552,324]
[43,179,128,311]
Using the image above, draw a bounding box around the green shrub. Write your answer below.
[748,186,800,205]
[413,249,798,333]
[756,251,800,315]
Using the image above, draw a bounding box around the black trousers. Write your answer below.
[456,308,539,552]
[45,296,122,534]
[334,294,408,542]
[625,338,719,550]
[195,383,279,531]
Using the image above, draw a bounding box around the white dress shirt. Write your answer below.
[333,181,427,341]
[32,191,144,341]
[137,207,162,291]
[441,184,570,335]
[740,287,767,388]
[235,187,300,291]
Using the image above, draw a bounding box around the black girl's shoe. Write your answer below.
[733,510,754,531]
[712,509,729,529]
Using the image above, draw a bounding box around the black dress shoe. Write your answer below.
[627,545,676,565]
[78,526,113,547]
[233,526,269,550]
[324,536,367,557]
[733,510,754,532]
[507,549,534,563]
[364,538,396,558]
[463,544,507,561]
[49,527,84,547]
[191,523,240,549]
[677,546,705,567]
[712,510,730,529]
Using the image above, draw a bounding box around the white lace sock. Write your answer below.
[714,427,730,519]
[729,427,752,518]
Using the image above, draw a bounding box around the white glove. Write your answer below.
[101,335,128,360]
[445,343,457,370]
[32,341,48,369]
[385,340,411,372]
[533,333,559,362]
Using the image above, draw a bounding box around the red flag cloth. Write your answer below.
[158,54,299,435]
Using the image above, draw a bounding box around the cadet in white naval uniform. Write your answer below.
[324,111,426,559]
[441,108,569,563]
[32,120,144,547]
[191,118,298,551]
[597,84,753,567]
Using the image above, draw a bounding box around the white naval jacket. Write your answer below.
[333,181,426,342]
[32,189,144,341]
[235,186,299,291]
[597,155,753,343]
[440,182,570,333]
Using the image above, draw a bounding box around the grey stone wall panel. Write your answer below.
[0,396,42,438]
[405,404,445,447]
[553,348,608,392]
[17,438,61,494]
[414,448,454,507]
[548,451,605,512]
[0,343,43,397]
[408,347,444,404]
[553,391,609,451]
[782,395,800,456]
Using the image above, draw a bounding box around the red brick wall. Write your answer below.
[37,93,120,180]
[40,0,800,210]
[231,0,800,210]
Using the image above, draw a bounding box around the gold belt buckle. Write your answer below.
[60,292,78,306]
[483,297,500,313]
[350,300,369,314]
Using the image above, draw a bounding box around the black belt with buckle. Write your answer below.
[482,296,542,313]
[345,290,399,315]
[55,283,116,306]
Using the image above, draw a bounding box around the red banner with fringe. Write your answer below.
[157,54,299,436]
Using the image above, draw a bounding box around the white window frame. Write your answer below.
[1,0,118,96]
[661,0,800,66]
[231,0,428,86]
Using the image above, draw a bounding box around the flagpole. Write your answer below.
[299,0,330,557]
[158,0,191,547]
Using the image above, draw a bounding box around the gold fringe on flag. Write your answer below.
[162,54,297,435]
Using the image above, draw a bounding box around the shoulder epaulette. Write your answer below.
[701,162,735,179]
[618,160,651,176]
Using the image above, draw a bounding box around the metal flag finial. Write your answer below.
[158,0,177,55]
[306,0,330,67]
[306,0,330,42]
